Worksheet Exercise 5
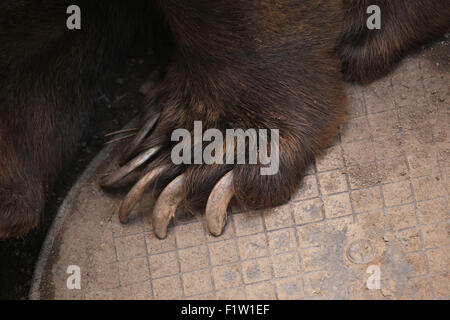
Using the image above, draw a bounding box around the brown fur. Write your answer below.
[338,0,450,83]
[0,0,153,238]
[0,0,448,238]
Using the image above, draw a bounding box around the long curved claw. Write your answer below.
[121,112,160,163]
[118,166,167,224]
[205,171,234,237]
[152,175,184,239]
[100,146,161,188]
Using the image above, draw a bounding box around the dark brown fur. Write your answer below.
[0,0,153,238]
[0,0,448,238]
[338,0,450,83]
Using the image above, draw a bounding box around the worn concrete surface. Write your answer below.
[30,40,449,300]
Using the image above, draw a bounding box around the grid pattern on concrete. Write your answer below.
[34,52,449,300]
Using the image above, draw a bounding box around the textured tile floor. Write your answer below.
[30,42,449,300]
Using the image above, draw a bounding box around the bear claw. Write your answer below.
[152,174,184,239]
[205,171,234,237]
[100,146,162,188]
[118,165,167,224]
[102,146,236,238]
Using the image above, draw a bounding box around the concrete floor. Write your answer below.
[30,41,449,300]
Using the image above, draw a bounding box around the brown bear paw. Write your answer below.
[101,83,342,239]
